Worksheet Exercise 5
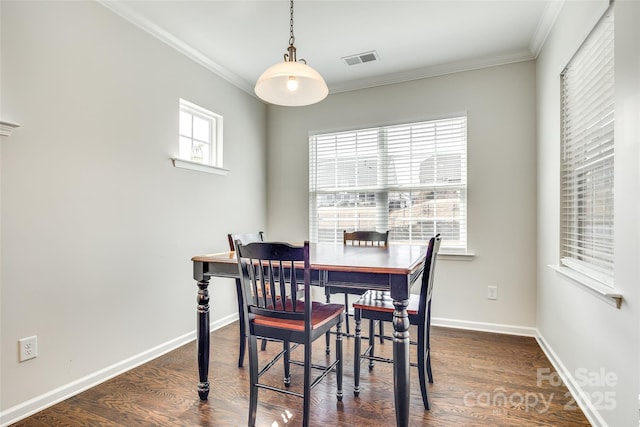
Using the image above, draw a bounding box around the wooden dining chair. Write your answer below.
[352,233,441,410]
[228,232,266,367]
[325,230,389,339]
[235,240,344,427]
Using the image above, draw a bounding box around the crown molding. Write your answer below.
[530,0,565,57]
[96,0,255,95]
[329,49,536,94]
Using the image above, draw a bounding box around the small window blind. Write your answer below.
[560,7,614,286]
[309,116,467,249]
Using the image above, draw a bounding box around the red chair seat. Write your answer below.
[254,299,345,331]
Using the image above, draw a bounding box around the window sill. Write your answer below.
[172,158,229,176]
[438,251,475,261]
[549,264,622,308]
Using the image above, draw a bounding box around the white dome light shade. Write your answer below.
[255,61,328,107]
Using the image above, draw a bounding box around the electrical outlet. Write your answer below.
[488,286,498,300]
[19,336,38,362]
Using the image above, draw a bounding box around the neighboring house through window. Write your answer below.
[309,116,467,251]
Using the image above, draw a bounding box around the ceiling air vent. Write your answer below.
[342,50,379,66]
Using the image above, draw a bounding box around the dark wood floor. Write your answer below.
[13,322,591,426]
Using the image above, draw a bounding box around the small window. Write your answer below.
[178,99,223,168]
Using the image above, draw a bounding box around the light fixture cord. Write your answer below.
[284,0,306,64]
[289,0,295,47]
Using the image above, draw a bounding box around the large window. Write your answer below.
[309,116,467,250]
[560,7,614,286]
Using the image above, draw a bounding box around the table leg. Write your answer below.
[353,308,361,397]
[197,277,210,400]
[393,298,410,427]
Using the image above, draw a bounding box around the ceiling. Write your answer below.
[99,0,562,97]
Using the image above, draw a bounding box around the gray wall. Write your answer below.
[1,0,266,417]
[266,61,538,332]
[536,1,640,425]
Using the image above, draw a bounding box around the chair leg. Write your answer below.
[283,340,291,387]
[325,334,331,354]
[235,279,246,368]
[248,335,259,426]
[379,320,384,344]
[353,309,361,397]
[343,293,350,335]
[417,323,431,410]
[302,338,312,427]
[368,319,375,370]
[336,316,343,402]
[325,290,331,354]
[426,303,434,383]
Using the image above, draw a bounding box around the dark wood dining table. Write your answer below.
[191,242,427,427]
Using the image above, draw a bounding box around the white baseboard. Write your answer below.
[0,313,238,427]
[4,315,603,427]
[432,316,537,337]
[535,331,607,427]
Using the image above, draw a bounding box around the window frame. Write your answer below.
[173,99,227,175]
[559,6,615,288]
[554,5,621,308]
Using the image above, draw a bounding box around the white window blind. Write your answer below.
[309,116,467,249]
[560,7,614,286]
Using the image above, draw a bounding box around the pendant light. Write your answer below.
[254,0,328,107]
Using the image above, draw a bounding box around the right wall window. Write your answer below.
[560,6,614,287]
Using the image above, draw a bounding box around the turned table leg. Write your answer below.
[393,298,410,427]
[196,277,210,400]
